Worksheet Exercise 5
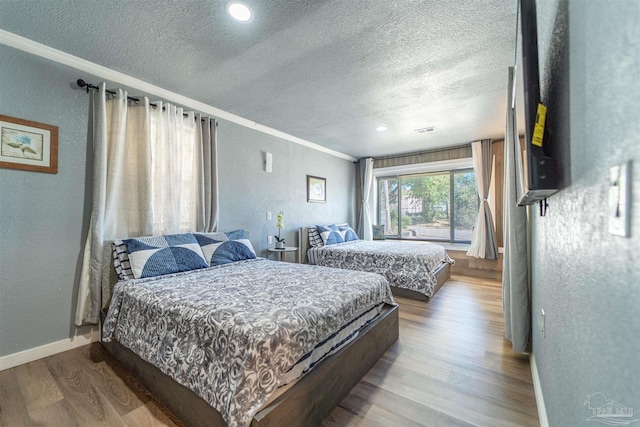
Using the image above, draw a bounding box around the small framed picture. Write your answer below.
[307,175,326,203]
[0,114,58,174]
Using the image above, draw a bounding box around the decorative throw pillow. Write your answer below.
[307,226,325,247]
[196,231,229,242]
[123,233,208,279]
[316,224,345,246]
[372,225,386,240]
[225,229,249,240]
[112,240,135,280]
[194,230,256,266]
[337,224,359,242]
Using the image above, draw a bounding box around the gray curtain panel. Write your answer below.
[357,157,374,240]
[200,116,219,232]
[467,140,499,259]
[502,67,531,353]
[354,160,362,234]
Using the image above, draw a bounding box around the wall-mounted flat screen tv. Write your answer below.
[512,0,558,205]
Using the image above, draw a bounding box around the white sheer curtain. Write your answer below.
[357,157,374,240]
[75,83,218,325]
[467,140,499,259]
[503,67,530,352]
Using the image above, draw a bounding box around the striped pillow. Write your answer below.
[112,240,135,280]
[307,226,325,247]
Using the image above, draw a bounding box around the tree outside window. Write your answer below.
[377,169,477,243]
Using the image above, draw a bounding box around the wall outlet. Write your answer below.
[266,211,272,220]
[541,309,546,338]
[267,235,273,244]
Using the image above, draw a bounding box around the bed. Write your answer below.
[300,225,454,301]
[99,231,398,427]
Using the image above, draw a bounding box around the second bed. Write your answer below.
[301,226,454,301]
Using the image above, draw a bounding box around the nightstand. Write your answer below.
[267,246,300,263]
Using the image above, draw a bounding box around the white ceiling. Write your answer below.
[0,0,518,159]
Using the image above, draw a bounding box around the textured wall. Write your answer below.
[0,45,95,356]
[217,122,355,256]
[0,45,355,358]
[532,1,640,425]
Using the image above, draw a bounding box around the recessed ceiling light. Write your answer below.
[376,126,388,132]
[227,2,253,22]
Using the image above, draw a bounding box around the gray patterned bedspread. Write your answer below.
[310,240,454,299]
[102,258,395,427]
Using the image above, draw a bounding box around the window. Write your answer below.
[148,107,202,234]
[377,169,477,243]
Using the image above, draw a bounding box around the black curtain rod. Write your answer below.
[76,79,216,124]
[77,79,144,104]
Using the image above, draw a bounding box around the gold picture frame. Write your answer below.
[307,175,326,203]
[0,114,58,174]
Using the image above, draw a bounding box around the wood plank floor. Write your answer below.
[322,275,539,427]
[0,275,538,427]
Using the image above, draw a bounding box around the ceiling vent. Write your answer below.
[414,126,437,134]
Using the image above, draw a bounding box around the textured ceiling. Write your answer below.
[0,0,518,158]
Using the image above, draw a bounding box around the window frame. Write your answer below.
[374,161,477,244]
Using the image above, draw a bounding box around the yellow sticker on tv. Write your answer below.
[532,103,547,147]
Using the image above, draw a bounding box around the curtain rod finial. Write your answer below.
[76,79,89,93]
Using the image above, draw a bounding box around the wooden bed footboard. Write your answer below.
[101,304,399,427]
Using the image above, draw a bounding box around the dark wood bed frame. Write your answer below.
[101,304,398,427]
[298,227,451,301]
[99,236,400,426]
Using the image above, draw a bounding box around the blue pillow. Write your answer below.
[316,224,345,246]
[194,232,256,266]
[123,233,208,279]
[225,229,248,240]
[337,224,359,242]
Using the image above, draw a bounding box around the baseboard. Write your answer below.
[530,353,549,427]
[0,330,99,371]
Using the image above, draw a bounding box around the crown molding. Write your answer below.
[0,29,357,162]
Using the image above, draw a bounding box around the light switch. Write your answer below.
[265,152,273,173]
[609,162,631,237]
[267,235,273,244]
[266,211,272,220]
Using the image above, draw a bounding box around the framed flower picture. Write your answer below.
[0,114,58,174]
[307,175,326,203]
